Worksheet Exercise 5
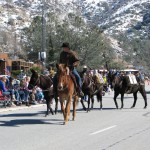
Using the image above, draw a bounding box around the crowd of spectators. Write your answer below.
[0,75,45,107]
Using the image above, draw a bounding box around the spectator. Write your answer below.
[0,77,10,96]
[35,87,44,103]
[23,76,30,106]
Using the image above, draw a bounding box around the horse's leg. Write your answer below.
[49,97,54,115]
[139,88,147,109]
[80,97,87,111]
[91,96,94,110]
[121,93,124,109]
[67,98,72,121]
[60,100,66,123]
[73,96,78,121]
[45,99,49,117]
[98,89,103,110]
[54,94,58,114]
[98,93,103,110]
[65,97,72,124]
[87,95,91,112]
[131,92,138,108]
[114,91,119,109]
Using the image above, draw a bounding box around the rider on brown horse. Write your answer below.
[53,42,84,97]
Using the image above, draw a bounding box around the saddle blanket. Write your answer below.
[128,74,137,84]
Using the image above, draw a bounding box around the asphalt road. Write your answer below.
[0,84,150,150]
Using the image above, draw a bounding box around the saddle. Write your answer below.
[127,74,137,85]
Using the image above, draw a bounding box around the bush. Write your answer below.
[30,67,42,74]
[11,70,21,78]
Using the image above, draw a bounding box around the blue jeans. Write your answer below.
[72,69,82,88]
[14,90,20,101]
[19,90,25,101]
[2,91,10,96]
[24,90,29,102]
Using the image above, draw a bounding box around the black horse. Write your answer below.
[108,72,147,109]
[28,69,58,116]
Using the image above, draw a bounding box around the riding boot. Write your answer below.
[77,87,84,97]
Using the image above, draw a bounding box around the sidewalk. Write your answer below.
[0,104,45,113]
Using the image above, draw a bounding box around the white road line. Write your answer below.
[90,125,117,135]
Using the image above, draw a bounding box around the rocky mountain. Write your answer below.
[79,0,150,39]
[1,0,149,38]
[0,0,149,69]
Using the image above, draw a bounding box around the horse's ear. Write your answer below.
[30,69,34,73]
[30,69,36,74]
[56,63,59,69]
[64,64,67,68]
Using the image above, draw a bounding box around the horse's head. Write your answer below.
[56,63,70,91]
[82,73,92,88]
[28,69,39,90]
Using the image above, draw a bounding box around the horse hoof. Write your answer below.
[144,106,147,109]
[63,122,67,125]
[131,106,135,109]
[55,109,58,114]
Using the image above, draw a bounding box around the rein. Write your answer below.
[30,74,53,92]
[29,75,40,88]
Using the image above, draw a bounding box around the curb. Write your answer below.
[0,104,46,113]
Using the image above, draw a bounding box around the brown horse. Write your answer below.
[108,72,147,109]
[81,74,103,112]
[56,64,79,125]
[28,69,55,116]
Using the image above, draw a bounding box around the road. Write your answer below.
[0,84,150,150]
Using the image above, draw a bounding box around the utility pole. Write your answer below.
[41,0,46,67]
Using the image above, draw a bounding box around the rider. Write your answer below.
[53,42,84,97]
[80,65,88,79]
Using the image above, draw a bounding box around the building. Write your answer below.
[0,53,12,75]
[0,53,34,75]
[12,59,34,72]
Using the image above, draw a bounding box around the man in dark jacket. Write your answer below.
[53,42,84,96]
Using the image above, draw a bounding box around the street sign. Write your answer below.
[38,52,46,61]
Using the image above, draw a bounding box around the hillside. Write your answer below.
[0,0,149,70]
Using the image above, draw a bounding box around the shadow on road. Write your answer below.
[0,110,62,118]
[0,112,42,118]
[0,118,64,127]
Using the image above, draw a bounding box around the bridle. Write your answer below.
[29,74,53,91]
[57,71,70,91]
[29,74,40,89]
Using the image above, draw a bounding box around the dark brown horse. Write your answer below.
[28,69,56,116]
[56,64,79,125]
[108,72,147,109]
[81,74,103,112]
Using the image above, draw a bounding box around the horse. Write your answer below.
[56,63,79,125]
[108,72,147,109]
[80,74,103,112]
[28,69,57,116]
